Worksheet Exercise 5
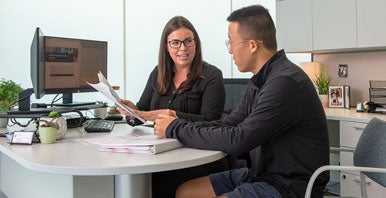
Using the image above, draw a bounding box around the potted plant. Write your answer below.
[0,78,23,128]
[38,111,60,144]
[94,101,108,119]
[313,66,332,107]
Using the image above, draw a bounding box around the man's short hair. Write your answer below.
[227,5,277,51]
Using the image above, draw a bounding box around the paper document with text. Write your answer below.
[87,71,145,123]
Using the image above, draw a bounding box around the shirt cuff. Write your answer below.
[165,119,180,138]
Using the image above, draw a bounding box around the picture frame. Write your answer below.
[329,86,344,108]
[10,131,34,145]
[338,64,348,77]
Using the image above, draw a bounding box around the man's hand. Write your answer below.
[154,110,177,138]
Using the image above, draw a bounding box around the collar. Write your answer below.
[251,50,286,88]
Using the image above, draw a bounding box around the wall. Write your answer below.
[0,0,286,106]
[0,0,124,105]
[124,0,277,102]
[313,51,386,106]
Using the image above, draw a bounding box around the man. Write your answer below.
[155,5,329,198]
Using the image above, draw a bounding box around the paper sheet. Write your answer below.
[87,71,145,123]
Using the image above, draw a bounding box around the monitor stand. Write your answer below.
[52,93,96,107]
[53,102,97,107]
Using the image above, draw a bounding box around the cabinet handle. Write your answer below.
[353,179,371,185]
[353,126,365,130]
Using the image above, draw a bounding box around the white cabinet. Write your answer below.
[339,120,386,197]
[312,0,357,51]
[276,0,386,52]
[276,0,313,52]
[357,0,386,48]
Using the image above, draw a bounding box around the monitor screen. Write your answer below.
[30,27,108,106]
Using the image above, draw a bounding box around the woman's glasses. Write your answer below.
[168,37,195,49]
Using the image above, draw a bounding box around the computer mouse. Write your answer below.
[104,114,123,121]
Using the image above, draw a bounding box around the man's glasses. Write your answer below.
[225,39,263,50]
[168,37,195,49]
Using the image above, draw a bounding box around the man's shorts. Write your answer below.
[209,167,281,198]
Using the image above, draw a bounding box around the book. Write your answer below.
[82,134,183,154]
[87,71,145,123]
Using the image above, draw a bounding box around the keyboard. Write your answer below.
[84,120,115,132]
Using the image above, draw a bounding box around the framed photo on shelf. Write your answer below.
[329,86,344,108]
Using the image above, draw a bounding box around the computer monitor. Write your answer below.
[30,27,108,106]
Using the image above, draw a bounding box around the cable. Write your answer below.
[9,117,36,128]
[50,93,62,107]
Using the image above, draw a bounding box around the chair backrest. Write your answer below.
[353,117,386,187]
[223,78,249,115]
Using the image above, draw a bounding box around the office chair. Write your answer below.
[223,78,251,168]
[223,78,249,115]
[305,117,386,198]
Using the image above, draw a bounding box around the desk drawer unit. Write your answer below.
[339,120,386,197]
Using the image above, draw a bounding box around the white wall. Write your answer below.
[124,0,230,102]
[0,0,124,105]
[0,0,307,106]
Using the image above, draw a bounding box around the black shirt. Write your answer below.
[166,50,330,198]
[136,61,225,122]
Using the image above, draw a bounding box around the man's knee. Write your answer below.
[175,181,192,198]
[175,176,215,198]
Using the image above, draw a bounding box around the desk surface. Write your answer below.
[324,108,386,122]
[0,124,226,176]
[3,109,382,177]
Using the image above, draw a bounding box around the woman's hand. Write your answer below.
[116,99,137,116]
[136,109,176,122]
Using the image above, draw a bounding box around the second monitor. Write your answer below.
[30,27,108,106]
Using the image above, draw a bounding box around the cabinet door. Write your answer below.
[340,121,366,149]
[276,0,313,52]
[357,0,386,47]
[312,0,357,50]
[341,171,386,197]
[340,172,362,197]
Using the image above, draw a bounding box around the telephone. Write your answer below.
[363,101,383,113]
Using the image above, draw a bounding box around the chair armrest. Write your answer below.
[305,165,386,198]
[330,146,355,153]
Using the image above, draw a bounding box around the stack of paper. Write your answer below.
[82,134,183,154]
[87,71,145,124]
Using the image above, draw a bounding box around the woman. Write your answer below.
[120,16,225,125]
[118,16,227,197]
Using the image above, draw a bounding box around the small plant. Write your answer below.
[38,111,60,129]
[97,100,108,107]
[108,105,120,115]
[0,78,23,112]
[313,66,332,95]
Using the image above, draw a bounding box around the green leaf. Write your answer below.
[313,66,332,95]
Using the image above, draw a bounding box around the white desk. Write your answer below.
[324,108,386,196]
[0,124,226,198]
[324,108,386,122]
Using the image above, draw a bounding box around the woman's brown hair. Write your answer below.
[157,16,203,95]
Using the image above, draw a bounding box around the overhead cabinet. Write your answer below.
[276,0,313,52]
[276,0,386,53]
[357,0,386,48]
